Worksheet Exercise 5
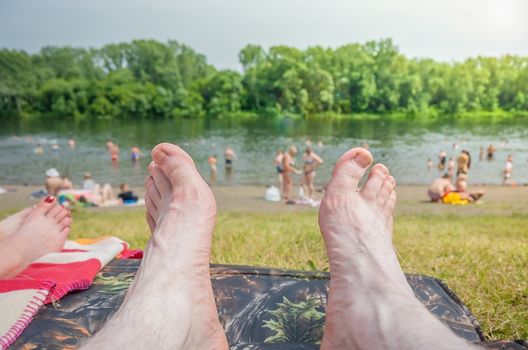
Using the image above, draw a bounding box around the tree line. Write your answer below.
[1,39,527,119]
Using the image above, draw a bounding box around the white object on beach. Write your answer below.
[0,187,6,194]
[265,186,281,202]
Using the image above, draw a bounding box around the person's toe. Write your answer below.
[53,206,71,223]
[383,190,397,218]
[59,216,72,230]
[361,163,389,201]
[327,147,373,192]
[145,175,161,204]
[151,143,200,186]
[148,162,171,200]
[144,191,158,217]
[29,196,56,218]
[376,175,395,207]
[46,204,66,219]
[146,211,156,234]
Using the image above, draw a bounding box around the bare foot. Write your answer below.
[0,196,57,239]
[0,196,71,278]
[319,148,474,350]
[82,143,228,350]
[0,207,32,240]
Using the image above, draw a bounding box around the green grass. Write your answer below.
[2,209,526,340]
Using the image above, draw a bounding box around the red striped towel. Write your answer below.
[0,237,134,349]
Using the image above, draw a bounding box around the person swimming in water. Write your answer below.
[208,155,218,186]
[503,154,513,185]
[130,146,142,162]
[437,150,447,170]
[224,146,237,179]
[110,143,120,163]
[487,144,496,160]
[302,146,323,200]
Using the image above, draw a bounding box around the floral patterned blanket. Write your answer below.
[10,259,527,349]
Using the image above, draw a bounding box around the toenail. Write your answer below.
[44,195,55,203]
[354,152,372,168]
[377,165,389,175]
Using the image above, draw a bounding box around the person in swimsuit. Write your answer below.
[455,174,485,202]
[456,150,471,176]
[427,174,454,202]
[208,155,218,186]
[110,143,120,163]
[130,146,142,162]
[437,150,447,170]
[302,146,323,199]
[447,157,455,180]
[224,146,237,179]
[274,150,284,193]
[282,145,301,203]
[503,154,513,185]
[487,144,496,160]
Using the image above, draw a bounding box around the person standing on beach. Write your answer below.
[282,146,301,203]
[503,154,513,185]
[274,150,284,193]
[208,155,218,186]
[302,146,323,200]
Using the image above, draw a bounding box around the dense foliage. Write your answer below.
[1,39,527,119]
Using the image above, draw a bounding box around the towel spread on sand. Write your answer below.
[0,237,133,350]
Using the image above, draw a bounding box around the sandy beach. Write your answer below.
[1,183,528,216]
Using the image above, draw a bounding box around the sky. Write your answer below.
[1,0,527,70]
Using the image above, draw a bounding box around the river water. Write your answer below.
[1,116,527,187]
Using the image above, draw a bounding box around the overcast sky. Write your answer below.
[1,0,527,70]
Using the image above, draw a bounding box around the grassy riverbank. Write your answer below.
[57,209,527,341]
[0,185,526,340]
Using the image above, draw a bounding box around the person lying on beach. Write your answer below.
[80,143,477,350]
[117,183,138,203]
[455,175,485,203]
[0,196,71,278]
[427,174,454,202]
[82,173,115,206]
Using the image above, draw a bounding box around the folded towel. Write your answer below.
[0,237,129,349]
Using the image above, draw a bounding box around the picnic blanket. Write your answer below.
[0,237,130,350]
[9,259,528,350]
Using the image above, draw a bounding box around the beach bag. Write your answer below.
[265,186,281,202]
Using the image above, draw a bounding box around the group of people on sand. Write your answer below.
[1,143,480,349]
[44,168,137,207]
[428,149,484,204]
[274,145,324,204]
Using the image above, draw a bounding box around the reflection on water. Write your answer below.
[1,116,527,187]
